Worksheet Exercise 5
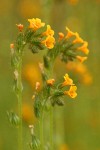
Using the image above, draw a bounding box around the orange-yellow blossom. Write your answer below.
[43,25,54,36]
[47,79,55,86]
[58,32,64,40]
[76,56,87,63]
[73,33,84,44]
[28,18,45,31]
[77,41,89,55]
[62,74,74,87]
[66,27,77,39]
[64,85,77,98]
[41,36,55,49]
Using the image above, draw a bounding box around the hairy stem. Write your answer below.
[17,58,23,150]
[50,106,53,150]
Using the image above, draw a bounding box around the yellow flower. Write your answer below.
[64,85,77,98]
[66,27,77,39]
[28,18,45,31]
[62,74,74,87]
[43,25,54,36]
[76,56,87,63]
[73,33,84,44]
[77,41,89,55]
[47,79,55,86]
[41,36,55,49]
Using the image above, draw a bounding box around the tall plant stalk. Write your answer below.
[17,58,23,150]
[50,106,53,150]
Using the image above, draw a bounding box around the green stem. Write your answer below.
[39,111,44,150]
[50,106,53,150]
[17,58,23,150]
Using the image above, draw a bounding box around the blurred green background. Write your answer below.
[0,0,100,150]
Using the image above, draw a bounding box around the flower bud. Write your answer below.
[16,24,24,32]
[47,79,55,86]
[35,82,40,90]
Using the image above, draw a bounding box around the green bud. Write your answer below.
[29,135,40,150]
[7,111,20,126]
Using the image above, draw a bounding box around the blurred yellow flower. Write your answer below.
[42,36,55,49]
[22,64,42,89]
[59,144,69,150]
[62,74,74,87]
[22,103,36,124]
[64,85,77,98]
[28,18,45,31]
[81,73,93,85]
[66,61,93,85]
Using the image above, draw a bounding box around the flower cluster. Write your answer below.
[33,72,77,116]
[27,18,55,50]
[10,18,90,116]
[10,18,91,119]
[58,27,89,63]
[62,74,77,98]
